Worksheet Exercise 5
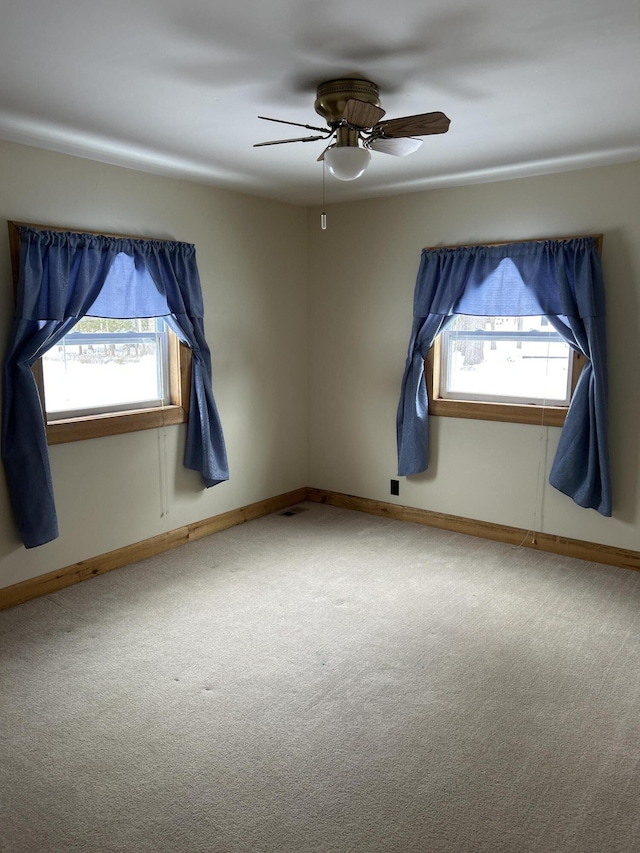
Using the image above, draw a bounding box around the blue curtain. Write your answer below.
[396,237,611,516]
[2,227,229,548]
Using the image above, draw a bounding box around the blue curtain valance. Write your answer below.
[396,237,611,516]
[411,239,605,319]
[2,227,229,548]
[17,228,205,321]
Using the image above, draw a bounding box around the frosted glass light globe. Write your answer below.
[324,146,371,181]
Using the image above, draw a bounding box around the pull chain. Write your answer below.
[530,337,553,544]
[321,160,327,230]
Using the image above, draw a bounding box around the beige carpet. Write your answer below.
[1,502,639,852]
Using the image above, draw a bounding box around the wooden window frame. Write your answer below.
[8,221,192,445]
[424,234,602,427]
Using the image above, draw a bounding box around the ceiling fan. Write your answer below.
[254,78,450,181]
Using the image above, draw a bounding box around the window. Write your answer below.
[36,322,190,445]
[434,313,585,424]
[9,222,191,446]
[439,316,574,405]
[43,317,171,419]
[427,320,584,426]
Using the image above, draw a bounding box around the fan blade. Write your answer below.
[254,135,328,147]
[342,99,386,128]
[375,111,450,138]
[367,137,424,157]
[258,116,328,133]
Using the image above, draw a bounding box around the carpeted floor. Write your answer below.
[1,502,639,853]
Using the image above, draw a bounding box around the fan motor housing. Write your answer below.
[314,78,380,126]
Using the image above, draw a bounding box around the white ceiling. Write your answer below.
[1,0,639,205]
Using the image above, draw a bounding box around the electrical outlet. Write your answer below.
[390,479,399,496]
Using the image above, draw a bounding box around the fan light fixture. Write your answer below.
[254,78,451,183]
[324,145,371,181]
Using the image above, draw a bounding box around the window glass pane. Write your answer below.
[441,315,572,405]
[42,317,169,418]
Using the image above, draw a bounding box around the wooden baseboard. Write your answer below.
[0,488,307,611]
[306,488,640,572]
[3,484,638,611]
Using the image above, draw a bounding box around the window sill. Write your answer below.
[46,404,188,445]
[429,398,568,427]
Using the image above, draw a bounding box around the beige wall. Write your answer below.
[0,141,308,587]
[1,145,638,591]
[307,162,640,551]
